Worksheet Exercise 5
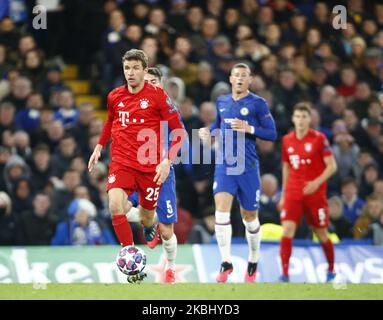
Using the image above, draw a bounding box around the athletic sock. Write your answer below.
[112,214,133,246]
[243,218,261,263]
[162,234,177,270]
[321,238,335,273]
[215,211,232,263]
[280,236,292,277]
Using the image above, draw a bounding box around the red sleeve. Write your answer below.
[282,136,289,163]
[98,93,114,147]
[320,134,333,157]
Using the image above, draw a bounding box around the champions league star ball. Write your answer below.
[116,246,147,276]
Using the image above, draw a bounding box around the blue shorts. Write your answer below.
[213,164,261,211]
[128,168,177,224]
[156,168,177,224]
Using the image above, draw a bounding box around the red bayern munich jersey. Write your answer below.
[98,82,180,173]
[282,128,333,200]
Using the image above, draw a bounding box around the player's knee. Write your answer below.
[160,224,173,240]
[282,224,296,238]
[215,211,231,224]
[109,200,124,216]
[241,210,257,222]
[315,230,328,243]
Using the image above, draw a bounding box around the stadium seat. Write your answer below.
[76,95,102,109]
[61,65,79,80]
[64,80,91,95]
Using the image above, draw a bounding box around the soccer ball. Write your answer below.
[116,246,147,276]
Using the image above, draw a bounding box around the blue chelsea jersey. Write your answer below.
[210,92,277,170]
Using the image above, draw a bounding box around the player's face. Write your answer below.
[292,110,311,131]
[144,73,161,87]
[123,60,147,88]
[230,67,252,94]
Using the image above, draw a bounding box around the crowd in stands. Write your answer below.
[0,0,383,246]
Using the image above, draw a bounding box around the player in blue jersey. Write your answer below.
[199,63,277,283]
[125,67,183,284]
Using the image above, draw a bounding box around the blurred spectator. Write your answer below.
[169,52,198,86]
[259,174,281,225]
[69,103,94,153]
[0,101,16,136]
[348,81,373,120]
[3,76,32,111]
[364,208,383,245]
[51,134,78,178]
[337,66,357,98]
[50,168,81,222]
[51,198,116,245]
[360,163,380,199]
[257,140,281,180]
[354,195,383,239]
[29,144,52,193]
[341,177,365,224]
[53,89,79,129]
[19,192,57,245]
[332,131,360,181]
[11,176,33,215]
[328,196,353,239]
[3,154,30,193]
[187,61,216,106]
[12,130,31,159]
[14,92,44,133]
[272,68,304,115]
[0,191,21,245]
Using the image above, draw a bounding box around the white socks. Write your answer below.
[215,211,232,263]
[243,218,261,263]
[162,234,177,270]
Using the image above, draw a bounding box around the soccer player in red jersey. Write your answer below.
[88,49,185,283]
[279,102,338,283]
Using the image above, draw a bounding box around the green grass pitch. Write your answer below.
[0,283,382,300]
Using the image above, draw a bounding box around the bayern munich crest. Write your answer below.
[304,143,312,152]
[108,174,116,184]
[140,98,149,109]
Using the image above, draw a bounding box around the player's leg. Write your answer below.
[214,191,235,282]
[279,197,303,282]
[139,206,158,241]
[236,167,262,283]
[313,227,335,282]
[108,188,134,247]
[136,170,162,242]
[159,222,177,284]
[154,170,178,283]
[306,197,335,282]
[280,220,297,282]
[240,208,261,283]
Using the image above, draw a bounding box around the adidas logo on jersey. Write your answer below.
[118,102,124,108]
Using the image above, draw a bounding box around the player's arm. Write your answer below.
[279,139,290,210]
[88,93,114,172]
[303,154,337,195]
[231,98,277,141]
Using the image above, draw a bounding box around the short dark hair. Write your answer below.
[293,102,312,115]
[147,67,162,81]
[231,63,252,74]
[341,177,357,188]
[122,49,148,68]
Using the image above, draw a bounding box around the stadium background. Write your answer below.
[0,0,383,285]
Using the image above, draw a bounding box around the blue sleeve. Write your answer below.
[129,192,139,207]
[51,223,69,246]
[250,98,277,141]
[209,99,221,132]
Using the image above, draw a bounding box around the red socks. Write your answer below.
[112,214,133,247]
[321,239,335,273]
[280,237,292,277]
